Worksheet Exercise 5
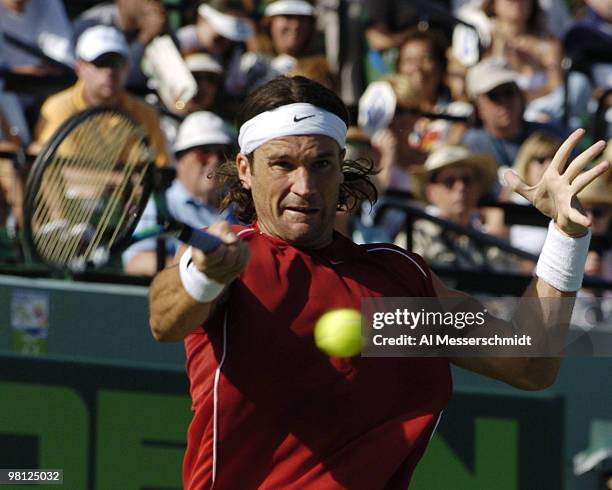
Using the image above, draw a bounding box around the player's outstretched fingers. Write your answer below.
[571,160,611,194]
[550,128,585,174]
[563,140,607,183]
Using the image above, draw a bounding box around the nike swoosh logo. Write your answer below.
[293,114,316,122]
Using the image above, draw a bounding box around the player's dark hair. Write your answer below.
[238,75,349,127]
[218,76,377,224]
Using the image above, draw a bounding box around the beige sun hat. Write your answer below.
[466,57,519,100]
[578,171,612,206]
[412,145,498,200]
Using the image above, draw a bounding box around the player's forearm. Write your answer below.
[148,265,215,341]
[507,277,575,388]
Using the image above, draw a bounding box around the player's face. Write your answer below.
[237,135,344,248]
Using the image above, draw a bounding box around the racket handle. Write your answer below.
[178,226,224,253]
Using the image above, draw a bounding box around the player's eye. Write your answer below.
[313,159,331,169]
[271,161,294,170]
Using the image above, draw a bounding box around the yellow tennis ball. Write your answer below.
[314,308,362,357]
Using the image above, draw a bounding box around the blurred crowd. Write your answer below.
[0,0,611,294]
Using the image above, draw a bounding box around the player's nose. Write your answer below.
[291,166,316,197]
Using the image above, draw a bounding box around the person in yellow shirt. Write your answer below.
[34,25,170,168]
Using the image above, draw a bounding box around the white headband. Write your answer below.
[264,0,315,17]
[238,103,347,155]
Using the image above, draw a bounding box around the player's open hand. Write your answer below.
[504,129,610,237]
[190,221,250,284]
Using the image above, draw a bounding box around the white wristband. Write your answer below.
[536,220,591,292]
[179,247,225,303]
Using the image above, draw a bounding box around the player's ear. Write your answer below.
[236,153,252,190]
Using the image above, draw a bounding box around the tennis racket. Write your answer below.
[23,106,223,272]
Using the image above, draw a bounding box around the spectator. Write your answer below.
[287,55,337,92]
[564,0,612,134]
[74,0,168,90]
[564,0,612,87]
[0,36,30,145]
[358,74,426,195]
[578,171,612,239]
[408,144,517,271]
[0,40,29,236]
[177,0,254,57]
[33,25,169,168]
[573,171,612,327]
[123,111,236,276]
[482,0,563,103]
[461,57,566,169]
[505,131,562,270]
[364,0,454,55]
[0,0,74,73]
[395,28,472,151]
[257,0,318,58]
[240,0,320,91]
[176,0,254,99]
[184,53,224,113]
[452,0,589,124]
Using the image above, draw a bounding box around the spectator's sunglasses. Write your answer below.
[91,54,128,69]
[193,72,222,84]
[433,173,477,189]
[485,84,518,103]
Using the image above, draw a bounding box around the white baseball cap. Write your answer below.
[198,4,254,42]
[185,53,224,75]
[466,57,518,100]
[264,0,315,17]
[76,25,130,62]
[174,111,236,153]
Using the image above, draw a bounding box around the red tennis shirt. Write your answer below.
[183,223,452,489]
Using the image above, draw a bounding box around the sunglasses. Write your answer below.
[434,174,476,188]
[91,55,127,69]
[485,84,518,103]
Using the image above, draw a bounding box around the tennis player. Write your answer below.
[149,76,609,489]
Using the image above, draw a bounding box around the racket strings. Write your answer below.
[34,122,98,261]
[36,119,116,263]
[30,111,152,268]
[100,140,151,252]
[46,121,106,262]
[83,126,149,258]
[63,117,135,261]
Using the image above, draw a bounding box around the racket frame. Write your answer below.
[23,106,155,270]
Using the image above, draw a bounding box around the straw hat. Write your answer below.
[578,171,612,206]
[412,145,498,200]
